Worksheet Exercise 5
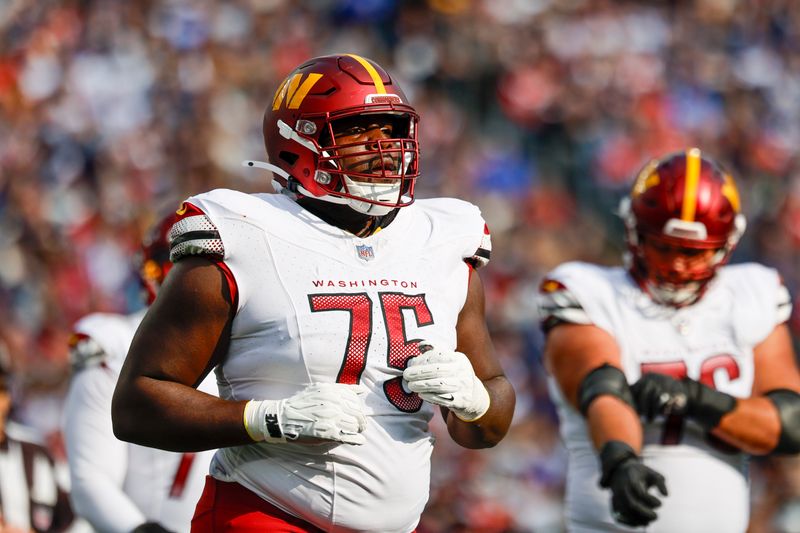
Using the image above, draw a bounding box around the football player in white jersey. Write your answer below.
[111,54,515,533]
[63,213,217,533]
[538,148,800,532]
[0,350,76,532]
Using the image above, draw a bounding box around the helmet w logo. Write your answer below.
[272,72,323,111]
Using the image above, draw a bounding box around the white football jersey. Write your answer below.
[63,311,217,533]
[170,189,490,533]
[538,261,792,533]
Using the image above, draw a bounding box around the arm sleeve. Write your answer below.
[63,367,146,532]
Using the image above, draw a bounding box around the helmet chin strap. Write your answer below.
[342,175,401,216]
[645,279,704,307]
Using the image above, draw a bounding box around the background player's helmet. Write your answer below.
[619,148,747,307]
[262,54,419,216]
[137,212,178,305]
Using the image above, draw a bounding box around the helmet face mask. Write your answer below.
[621,148,746,307]
[636,235,723,307]
[263,55,420,215]
[319,112,417,215]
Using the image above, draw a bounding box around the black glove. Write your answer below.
[599,440,667,528]
[631,373,736,430]
[131,523,173,533]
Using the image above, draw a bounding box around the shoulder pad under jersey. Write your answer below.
[169,201,224,262]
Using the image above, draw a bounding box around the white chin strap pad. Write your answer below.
[343,176,401,216]
[348,199,395,216]
[647,280,703,307]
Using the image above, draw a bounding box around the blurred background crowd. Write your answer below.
[3,0,800,531]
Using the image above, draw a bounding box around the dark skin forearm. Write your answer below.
[112,258,252,452]
[444,271,515,449]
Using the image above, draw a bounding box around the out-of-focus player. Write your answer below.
[111,53,515,533]
[0,348,75,532]
[538,148,800,532]
[63,213,217,533]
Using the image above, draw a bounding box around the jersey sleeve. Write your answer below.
[70,312,144,375]
[63,368,145,532]
[536,262,617,334]
[727,263,793,347]
[777,278,793,324]
[169,201,225,262]
[68,332,106,370]
[537,278,593,332]
[170,191,254,313]
[421,198,491,268]
[466,222,492,269]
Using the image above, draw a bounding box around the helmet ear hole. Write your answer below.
[279,151,299,166]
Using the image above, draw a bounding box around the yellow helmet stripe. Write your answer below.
[721,174,741,213]
[287,73,323,109]
[346,54,386,93]
[681,147,702,221]
[283,74,303,109]
[271,76,291,111]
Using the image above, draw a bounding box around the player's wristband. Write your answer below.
[451,375,491,422]
[683,379,736,430]
[243,399,287,443]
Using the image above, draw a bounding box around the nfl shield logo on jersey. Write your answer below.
[356,244,375,261]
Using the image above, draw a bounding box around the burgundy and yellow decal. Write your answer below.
[632,158,661,198]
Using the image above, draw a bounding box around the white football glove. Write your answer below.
[402,342,491,422]
[244,383,367,445]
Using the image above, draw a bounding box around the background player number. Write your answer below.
[640,354,740,447]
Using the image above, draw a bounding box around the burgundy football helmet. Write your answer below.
[137,212,178,305]
[620,148,746,307]
[252,54,420,216]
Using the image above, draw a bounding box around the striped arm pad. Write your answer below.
[538,278,592,331]
[169,202,225,262]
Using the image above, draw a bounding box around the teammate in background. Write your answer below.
[111,54,515,533]
[538,148,800,532]
[63,213,217,533]
[0,346,75,532]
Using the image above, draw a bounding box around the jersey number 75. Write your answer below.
[309,291,433,413]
